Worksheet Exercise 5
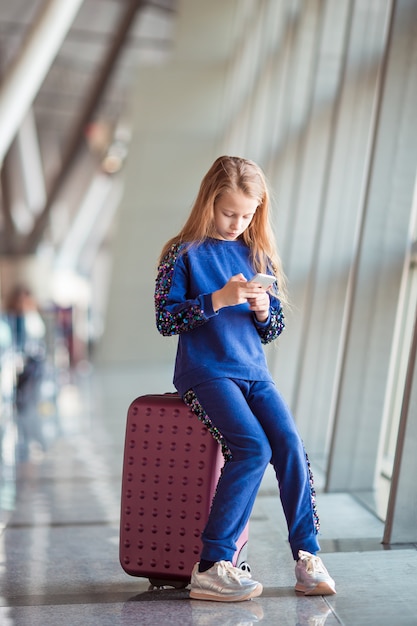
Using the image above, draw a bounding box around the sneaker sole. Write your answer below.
[295,581,336,596]
[190,583,263,602]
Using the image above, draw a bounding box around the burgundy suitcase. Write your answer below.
[119,393,249,588]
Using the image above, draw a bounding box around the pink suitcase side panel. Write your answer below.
[119,394,225,581]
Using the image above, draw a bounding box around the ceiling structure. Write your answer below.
[0,0,177,257]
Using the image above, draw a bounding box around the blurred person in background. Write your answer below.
[6,285,46,462]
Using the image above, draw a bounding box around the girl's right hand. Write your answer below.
[212,274,264,311]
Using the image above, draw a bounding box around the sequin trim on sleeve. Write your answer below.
[155,243,207,336]
[183,389,232,462]
[257,305,285,344]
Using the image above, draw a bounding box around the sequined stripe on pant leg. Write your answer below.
[304,448,320,533]
[183,389,232,462]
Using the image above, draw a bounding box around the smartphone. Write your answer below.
[249,273,276,289]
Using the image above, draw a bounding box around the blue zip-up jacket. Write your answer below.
[154,238,285,395]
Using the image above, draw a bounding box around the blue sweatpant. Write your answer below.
[188,378,320,562]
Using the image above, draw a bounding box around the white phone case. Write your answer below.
[249,273,276,288]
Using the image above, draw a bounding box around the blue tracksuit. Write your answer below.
[155,237,320,560]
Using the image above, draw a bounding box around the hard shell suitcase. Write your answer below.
[119,393,249,588]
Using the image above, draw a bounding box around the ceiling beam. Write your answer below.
[0,0,86,168]
[25,0,146,254]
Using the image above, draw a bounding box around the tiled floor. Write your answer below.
[1,365,417,625]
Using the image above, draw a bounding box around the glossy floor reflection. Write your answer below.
[1,365,417,625]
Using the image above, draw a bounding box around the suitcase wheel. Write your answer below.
[148,577,189,590]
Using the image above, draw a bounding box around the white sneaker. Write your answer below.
[190,561,263,602]
[295,550,336,596]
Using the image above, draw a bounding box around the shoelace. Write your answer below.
[299,551,326,575]
[217,560,252,581]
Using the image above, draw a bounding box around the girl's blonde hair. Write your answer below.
[159,155,288,305]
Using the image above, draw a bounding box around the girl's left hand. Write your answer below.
[247,289,270,322]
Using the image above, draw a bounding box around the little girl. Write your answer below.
[154,156,336,602]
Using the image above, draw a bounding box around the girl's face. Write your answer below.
[213,190,258,241]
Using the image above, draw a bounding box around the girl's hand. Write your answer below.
[247,290,270,322]
[212,274,270,318]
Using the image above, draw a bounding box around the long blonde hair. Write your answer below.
[159,155,288,305]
